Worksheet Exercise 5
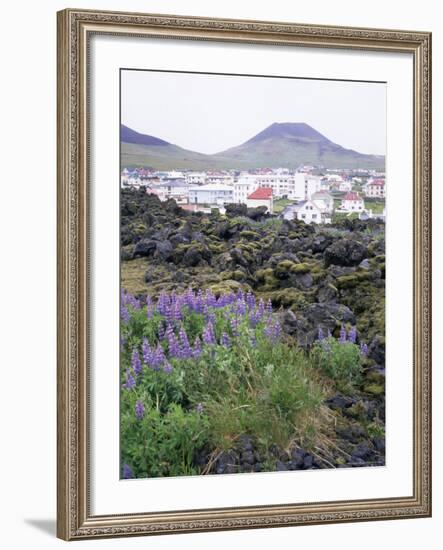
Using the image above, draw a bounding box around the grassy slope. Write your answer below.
[121,138,385,171]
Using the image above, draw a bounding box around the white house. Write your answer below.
[188,184,233,205]
[233,177,259,204]
[166,170,186,181]
[245,187,273,213]
[337,180,353,192]
[311,190,334,214]
[185,172,207,185]
[121,174,144,189]
[206,172,234,186]
[339,191,365,212]
[365,179,386,198]
[282,200,330,224]
[152,180,191,203]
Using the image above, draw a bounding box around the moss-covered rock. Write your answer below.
[363,384,384,396]
[262,288,308,308]
[209,280,249,295]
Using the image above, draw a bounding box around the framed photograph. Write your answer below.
[57,8,432,540]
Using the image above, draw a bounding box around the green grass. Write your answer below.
[273,198,294,213]
[366,200,385,214]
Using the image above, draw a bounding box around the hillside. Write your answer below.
[121,122,385,171]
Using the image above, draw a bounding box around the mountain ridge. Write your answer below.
[120,122,385,171]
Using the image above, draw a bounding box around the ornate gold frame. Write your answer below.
[57,8,432,540]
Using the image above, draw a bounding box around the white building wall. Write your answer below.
[341,199,365,212]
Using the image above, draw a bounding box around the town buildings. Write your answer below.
[121,165,384,225]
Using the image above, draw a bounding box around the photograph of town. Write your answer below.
[120,69,386,480]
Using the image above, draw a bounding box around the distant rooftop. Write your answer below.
[247,187,273,200]
[343,192,362,201]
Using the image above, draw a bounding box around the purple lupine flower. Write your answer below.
[135,400,145,420]
[195,289,204,313]
[317,327,325,341]
[257,298,265,318]
[166,324,181,358]
[236,299,247,316]
[179,326,193,359]
[163,360,173,374]
[193,336,202,358]
[120,304,130,323]
[122,464,133,479]
[149,344,165,370]
[123,368,136,390]
[207,312,216,326]
[250,335,257,348]
[131,348,142,376]
[273,321,282,341]
[157,322,165,340]
[266,298,273,316]
[327,329,332,338]
[230,315,239,336]
[339,325,347,343]
[185,288,195,310]
[264,320,282,343]
[202,322,216,345]
[142,339,152,365]
[360,342,369,356]
[173,301,182,321]
[348,326,357,344]
[249,309,260,328]
[164,304,174,325]
[157,291,170,316]
[246,291,256,311]
[196,403,204,414]
[206,289,217,307]
[264,324,273,340]
[220,332,231,348]
[236,289,245,303]
[146,295,153,319]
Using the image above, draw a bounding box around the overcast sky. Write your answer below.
[121,69,386,156]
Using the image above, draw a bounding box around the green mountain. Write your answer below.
[121,123,385,171]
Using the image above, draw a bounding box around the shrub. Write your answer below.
[311,335,363,390]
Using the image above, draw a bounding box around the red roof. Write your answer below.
[247,187,272,200]
[343,192,362,201]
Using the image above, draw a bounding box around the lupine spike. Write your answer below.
[135,400,145,420]
[122,464,133,479]
[131,348,142,376]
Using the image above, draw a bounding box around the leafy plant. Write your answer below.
[120,288,326,478]
[311,334,363,391]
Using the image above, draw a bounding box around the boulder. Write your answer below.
[154,240,173,261]
[133,239,157,258]
[324,239,368,267]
